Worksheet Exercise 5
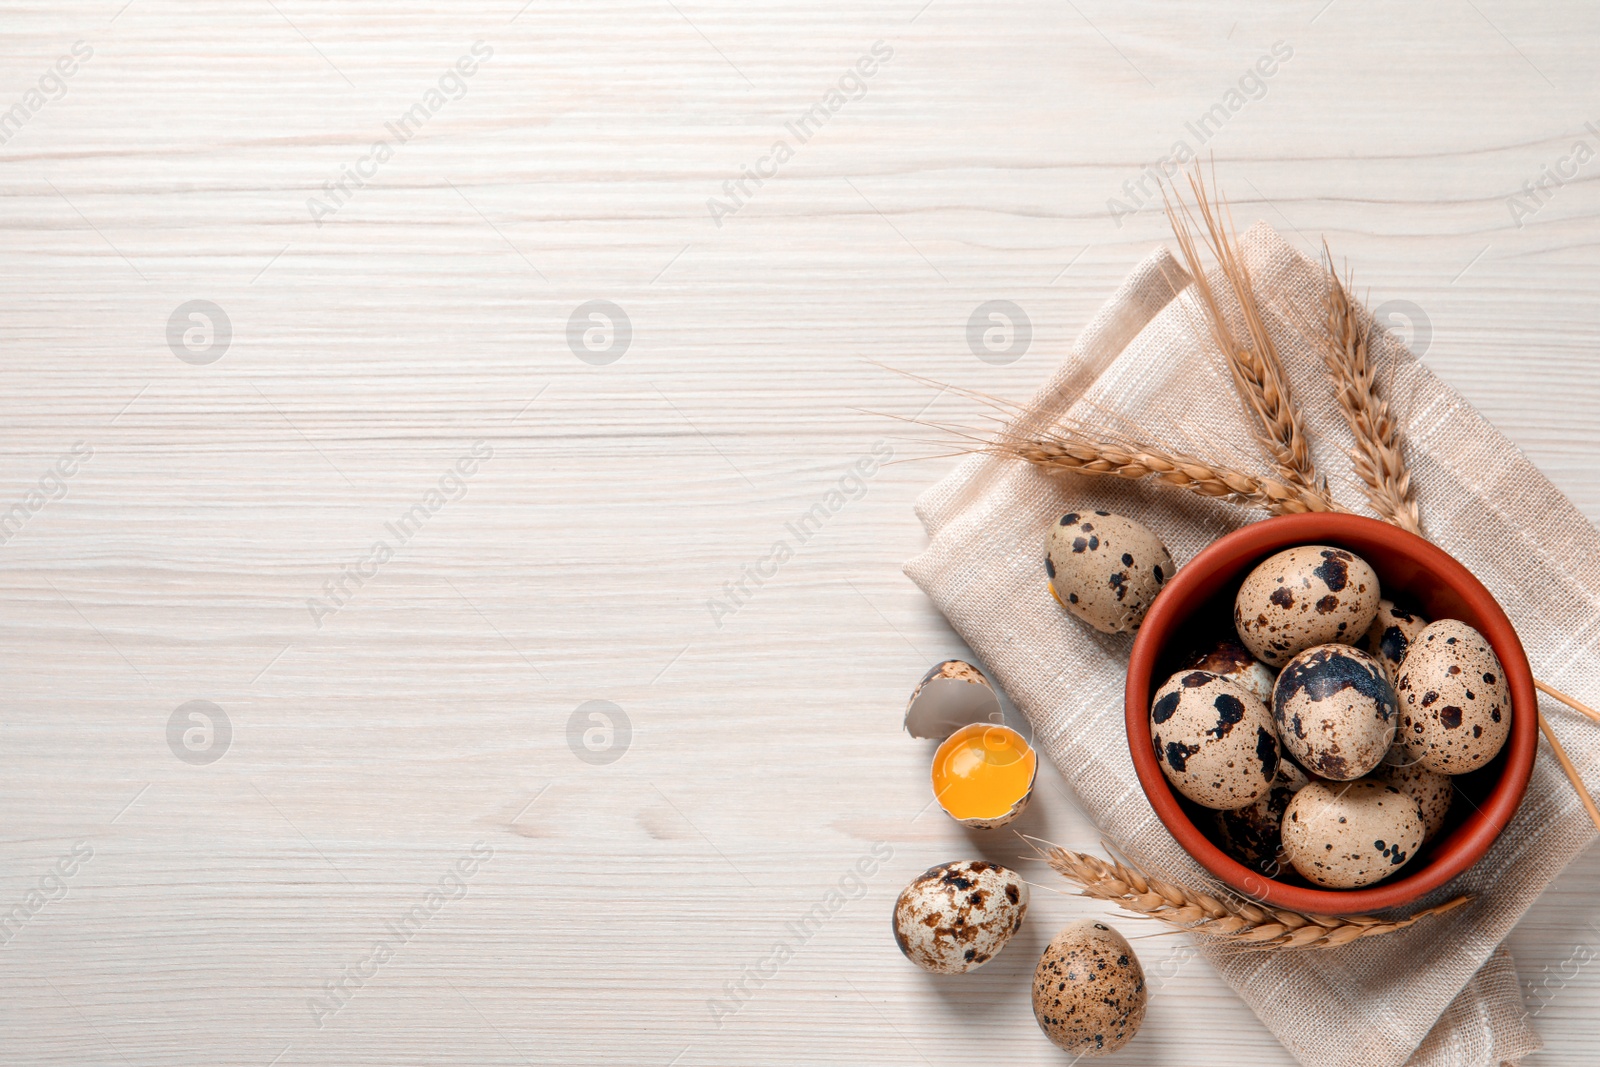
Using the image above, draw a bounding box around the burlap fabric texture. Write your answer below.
[904,222,1600,1066]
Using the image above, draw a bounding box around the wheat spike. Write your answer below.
[996,429,1346,517]
[1319,246,1424,535]
[1044,846,1470,950]
[866,367,1343,518]
[1164,165,1320,493]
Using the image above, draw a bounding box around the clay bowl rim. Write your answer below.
[1124,513,1536,914]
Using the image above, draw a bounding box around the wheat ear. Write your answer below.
[1165,165,1320,493]
[1312,254,1600,828]
[1045,846,1470,949]
[1319,245,1423,535]
[995,430,1345,517]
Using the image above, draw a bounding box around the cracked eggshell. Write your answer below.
[1032,920,1147,1057]
[1211,758,1313,872]
[1046,510,1174,635]
[891,860,1029,974]
[1282,779,1424,889]
[1395,619,1512,774]
[1271,644,1398,781]
[1179,636,1276,705]
[1374,751,1454,842]
[1150,670,1279,811]
[1364,599,1429,683]
[1234,545,1380,666]
[904,660,1002,740]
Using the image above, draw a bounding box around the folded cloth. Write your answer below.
[903,222,1600,1067]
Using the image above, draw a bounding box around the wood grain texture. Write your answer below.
[1,1,1598,1063]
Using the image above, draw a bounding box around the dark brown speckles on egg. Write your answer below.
[903,659,1003,740]
[1312,549,1352,591]
[1032,920,1146,1056]
[1150,671,1277,809]
[1395,619,1511,774]
[922,660,986,686]
[1271,644,1397,781]
[1365,599,1430,683]
[1282,780,1424,888]
[1235,546,1380,666]
[1046,511,1175,634]
[1177,636,1275,704]
[1210,760,1311,871]
[893,861,1030,975]
[1376,758,1454,841]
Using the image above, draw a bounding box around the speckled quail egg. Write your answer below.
[892,860,1028,974]
[1364,600,1429,683]
[1150,670,1279,810]
[1235,545,1380,666]
[1211,758,1313,872]
[1374,750,1454,842]
[903,659,1002,741]
[1394,619,1512,774]
[1179,635,1276,705]
[1281,779,1425,888]
[1032,920,1147,1056]
[1047,510,1174,635]
[1272,644,1398,781]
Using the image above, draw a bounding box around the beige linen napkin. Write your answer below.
[904,223,1600,1067]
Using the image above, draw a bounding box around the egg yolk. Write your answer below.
[932,723,1037,820]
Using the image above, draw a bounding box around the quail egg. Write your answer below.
[1364,600,1429,683]
[892,860,1028,974]
[1211,758,1313,872]
[1272,644,1398,781]
[1281,779,1425,888]
[1235,545,1380,666]
[1032,920,1147,1056]
[1150,670,1279,810]
[1394,619,1512,774]
[904,659,1002,741]
[1179,636,1276,705]
[1374,750,1454,842]
[1047,510,1174,634]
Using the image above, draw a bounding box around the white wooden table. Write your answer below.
[2,2,1598,1063]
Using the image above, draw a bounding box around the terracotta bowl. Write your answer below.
[1125,513,1536,913]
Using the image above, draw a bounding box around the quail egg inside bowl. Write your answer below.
[1125,513,1535,914]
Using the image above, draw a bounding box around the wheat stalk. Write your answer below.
[1306,254,1600,831]
[1165,165,1320,494]
[997,430,1346,517]
[1044,846,1471,950]
[869,367,1343,518]
[1319,246,1423,535]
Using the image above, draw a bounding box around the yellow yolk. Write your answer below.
[932,723,1038,821]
